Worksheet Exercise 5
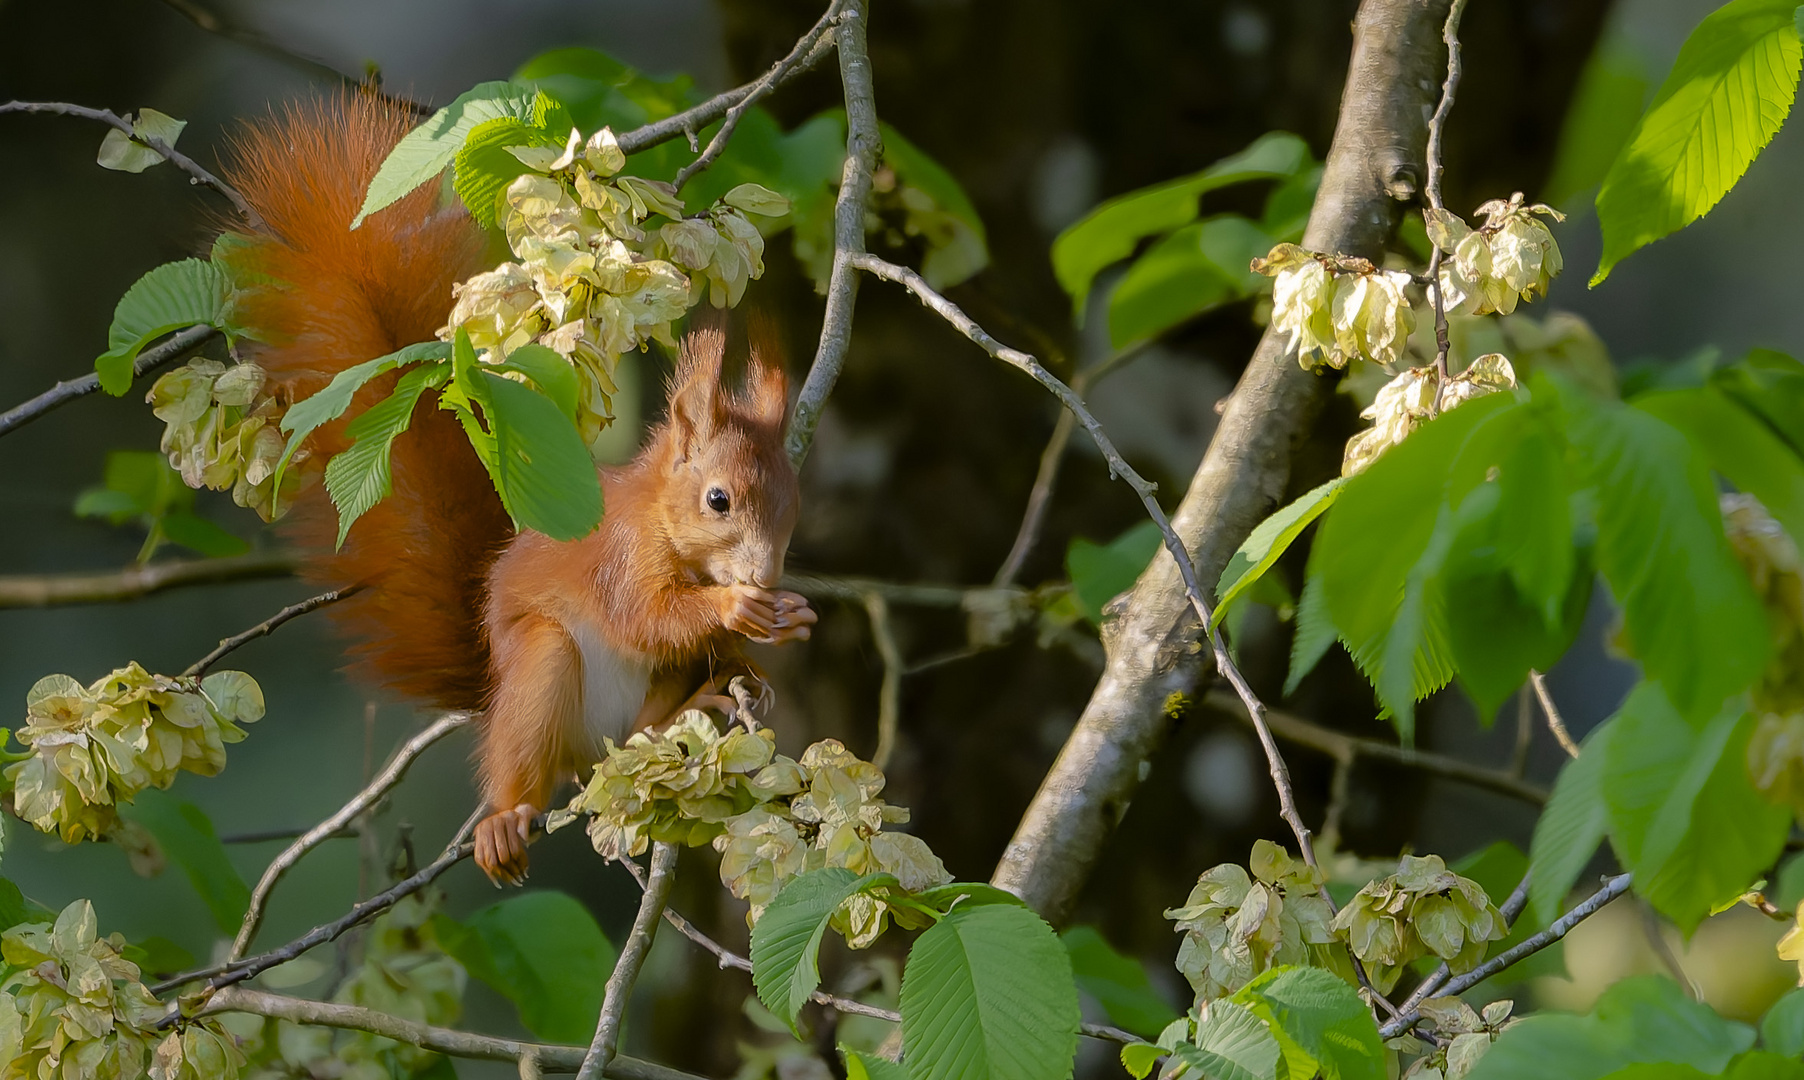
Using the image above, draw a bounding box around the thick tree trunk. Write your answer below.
[990,0,1458,924]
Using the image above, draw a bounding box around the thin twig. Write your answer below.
[0,551,300,608]
[0,325,216,439]
[784,0,878,466]
[219,826,355,844]
[1530,670,1580,759]
[1424,0,1468,406]
[1393,872,1531,1019]
[228,713,471,960]
[1320,758,1353,854]
[615,30,838,158]
[862,591,904,771]
[199,987,704,1079]
[1382,873,1632,1039]
[784,571,1019,608]
[672,0,849,191]
[994,343,1149,587]
[184,586,360,676]
[0,101,261,226]
[154,0,431,116]
[579,843,680,1080]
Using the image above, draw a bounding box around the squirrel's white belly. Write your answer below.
[568,622,652,750]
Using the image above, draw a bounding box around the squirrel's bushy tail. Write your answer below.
[223,94,509,709]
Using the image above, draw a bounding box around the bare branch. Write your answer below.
[1530,670,1580,759]
[200,987,704,1079]
[0,101,261,226]
[185,586,360,677]
[0,325,217,439]
[220,826,355,844]
[982,0,1456,924]
[0,551,299,609]
[1381,873,1632,1039]
[785,0,879,466]
[672,0,849,191]
[154,0,431,116]
[579,843,679,1080]
[862,591,904,770]
[1425,0,1469,402]
[228,713,472,961]
[616,31,838,158]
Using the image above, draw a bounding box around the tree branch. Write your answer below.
[0,325,216,439]
[672,0,849,191]
[579,843,679,1080]
[228,713,472,961]
[185,586,359,677]
[615,29,839,158]
[861,591,904,770]
[1530,670,1580,759]
[1426,0,1468,402]
[785,0,879,466]
[200,988,705,1079]
[0,101,260,226]
[0,551,300,608]
[983,0,1456,925]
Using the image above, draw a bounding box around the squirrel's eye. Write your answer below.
[706,487,731,514]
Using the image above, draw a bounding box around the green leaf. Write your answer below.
[1215,479,1345,632]
[325,362,451,548]
[1172,1000,1281,1080]
[1714,350,1804,459]
[97,107,188,173]
[1529,724,1612,926]
[1104,214,1276,348]
[751,869,891,1030]
[1637,385,1804,547]
[1053,132,1311,321]
[480,370,603,541]
[879,121,990,289]
[1725,1051,1804,1080]
[490,344,580,424]
[1067,521,1163,625]
[1761,989,1804,1058]
[1233,967,1382,1080]
[1555,377,1770,722]
[900,902,1080,1080]
[1545,38,1652,209]
[1451,841,1561,981]
[454,115,564,228]
[842,1050,910,1080]
[1601,684,1791,932]
[273,340,451,494]
[354,81,538,228]
[119,790,248,936]
[160,512,249,558]
[435,892,614,1043]
[1468,976,1753,1080]
[120,935,194,977]
[1061,926,1178,1039]
[1120,1042,1165,1080]
[0,878,30,933]
[96,259,231,395]
[1591,0,1803,285]
[913,882,1029,912]
[1285,565,1335,697]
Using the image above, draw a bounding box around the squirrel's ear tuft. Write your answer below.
[745,320,789,428]
[669,327,726,460]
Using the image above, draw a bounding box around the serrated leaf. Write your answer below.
[490,344,579,424]
[1061,926,1178,1039]
[1467,976,1751,1080]
[1761,988,1804,1058]
[1529,724,1612,926]
[1067,521,1163,626]
[1554,377,1770,722]
[435,891,614,1043]
[1173,1001,1281,1080]
[1601,684,1790,932]
[900,902,1079,1080]
[354,81,538,228]
[843,1050,910,1080]
[325,363,450,548]
[1636,385,1804,548]
[1591,0,1803,284]
[914,882,1029,911]
[1285,564,1335,697]
[454,115,564,228]
[480,370,603,541]
[273,341,450,495]
[96,259,231,395]
[1053,132,1311,321]
[119,790,248,936]
[751,869,889,1030]
[1233,967,1382,1080]
[1215,479,1345,632]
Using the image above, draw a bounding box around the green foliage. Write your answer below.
[843,1049,911,1080]
[1451,842,1562,981]
[74,450,246,561]
[899,902,1079,1080]
[1108,214,1276,348]
[1172,1000,1283,1080]
[324,362,451,548]
[1467,976,1753,1080]
[1599,687,1790,932]
[272,340,451,494]
[1061,926,1179,1038]
[117,790,247,936]
[1528,727,1611,925]
[353,81,538,228]
[434,891,614,1043]
[454,114,564,228]
[480,367,605,542]
[1591,0,1803,285]
[751,868,892,1031]
[95,259,232,395]
[1285,567,1335,697]
[490,343,581,423]
[1215,479,1345,632]
[1760,988,1804,1058]
[1714,349,1804,458]
[1636,383,1804,547]
[878,121,990,289]
[1233,966,1384,1080]
[95,107,187,174]
[1067,521,1163,625]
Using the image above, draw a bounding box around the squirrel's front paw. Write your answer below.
[720,583,781,642]
[764,591,817,644]
[473,804,535,887]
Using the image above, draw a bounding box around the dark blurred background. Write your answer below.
[3,0,1802,1075]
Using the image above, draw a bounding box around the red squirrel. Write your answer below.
[219,94,817,884]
